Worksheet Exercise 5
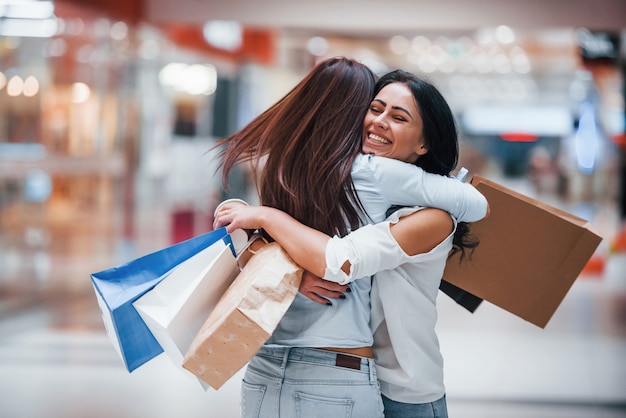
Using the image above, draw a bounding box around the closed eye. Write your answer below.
[391,106,414,121]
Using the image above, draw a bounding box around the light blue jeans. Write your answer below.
[381,394,448,418]
[241,346,385,418]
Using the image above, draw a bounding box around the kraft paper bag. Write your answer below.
[90,227,232,372]
[133,230,247,389]
[182,242,303,390]
[443,175,603,328]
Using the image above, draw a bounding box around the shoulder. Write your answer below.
[389,208,454,257]
[397,208,454,238]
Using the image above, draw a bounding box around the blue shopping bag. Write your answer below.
[91,227,236,372]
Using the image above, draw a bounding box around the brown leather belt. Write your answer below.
[317,347,372,371]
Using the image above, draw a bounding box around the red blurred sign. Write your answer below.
[500,132,539,142]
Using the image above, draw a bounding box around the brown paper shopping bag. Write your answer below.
[443,175,602,328]
[182,241,303,390]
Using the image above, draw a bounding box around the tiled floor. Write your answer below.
[1,278,625,417]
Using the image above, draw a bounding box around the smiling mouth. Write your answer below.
[368,133,391,145]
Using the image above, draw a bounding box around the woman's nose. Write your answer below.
[373,114,388,129]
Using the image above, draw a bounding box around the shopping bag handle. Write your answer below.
[235,232,270,268]
[238,233,269,256]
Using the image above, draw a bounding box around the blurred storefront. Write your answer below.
[0,0,624,304]
[0,1,277,304]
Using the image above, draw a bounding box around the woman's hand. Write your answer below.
[214,200,331,278]
[299,271,350,305]
[213,203,268,233]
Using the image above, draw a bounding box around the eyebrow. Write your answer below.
[372,99,414,121]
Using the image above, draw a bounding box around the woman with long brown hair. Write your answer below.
[216,59,487,417]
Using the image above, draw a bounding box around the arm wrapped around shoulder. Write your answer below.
[367,155,489,223]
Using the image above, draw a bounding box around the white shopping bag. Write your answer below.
[90,227,234,372]
[133,229,247,389]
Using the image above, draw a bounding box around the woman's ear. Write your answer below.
[416,143,428,156]
[410,144,428,164]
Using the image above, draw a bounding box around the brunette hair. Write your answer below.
[376,70,478,260]
[216,57,376,236]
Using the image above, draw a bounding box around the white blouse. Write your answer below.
[325,206,456,403]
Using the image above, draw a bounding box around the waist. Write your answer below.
[320,346,373,358]
[256,346,373,372]
[267,287,374,348]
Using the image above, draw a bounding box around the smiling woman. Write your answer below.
[369,71,462,177]
[362,82,427,163]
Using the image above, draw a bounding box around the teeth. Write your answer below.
[369,133,391,144]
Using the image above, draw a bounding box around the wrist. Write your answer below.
[258,207,278,231]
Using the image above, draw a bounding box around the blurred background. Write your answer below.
[1,0,625,417]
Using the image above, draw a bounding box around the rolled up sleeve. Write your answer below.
[323,221,407,284]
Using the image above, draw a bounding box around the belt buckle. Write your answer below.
[335,353,362,370]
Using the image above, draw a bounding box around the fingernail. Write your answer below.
[339,295,346,299]
[346,286,351,293]
[326,301,332,306]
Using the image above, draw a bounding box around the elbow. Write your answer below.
[480,194,490,219]
[473,193,490,222]
[461,196,489,223]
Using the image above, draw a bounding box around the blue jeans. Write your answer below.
[241,347,385,418]
[382,394,448,418]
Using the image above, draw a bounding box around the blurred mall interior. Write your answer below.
[1,0,625,417]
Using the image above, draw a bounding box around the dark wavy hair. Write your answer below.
[216,57,376,236]
[376,70,478,261]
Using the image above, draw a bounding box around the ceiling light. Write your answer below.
[203,20,242,51]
